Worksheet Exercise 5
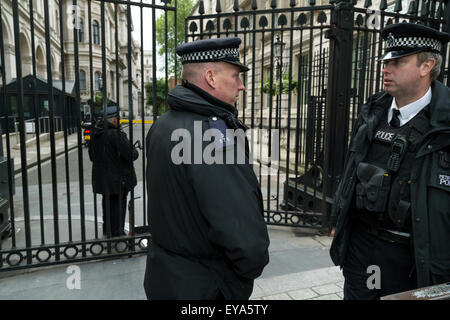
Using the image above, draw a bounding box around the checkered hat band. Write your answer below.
[181,48,239,63]
[386,36,441,51]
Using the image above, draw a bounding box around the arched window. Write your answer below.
[93,20,100,44]
[95,71,101,91]
[78,18,84,42]
[80,70,86,90]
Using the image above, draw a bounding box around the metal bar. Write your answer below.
[0,1,17,249]
[126,0,136,245]
[241,21,247,125]
[266,8,276,217]
[250,6,256,131]
[89,0,99,240]
[216,0,221,38]
[101,0,112,249]
[276,30,283,217]
[258,23,266,186]
[164,2,169,103]
[28,0,46,246]
[293,24,305,214]
[140,1,146,228]
[12,0,32,264]
[152,0,158,120]
[72,0,86,258]
[186,5,334,21]
[92,0,175,10]
[323,0,355,212]
[44,0,61,260]
[284,6,295,218]
[59,0,73,243]
[174,0,178,82]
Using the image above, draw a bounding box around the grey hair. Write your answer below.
[417,51,442,81]
[181,62,221,83]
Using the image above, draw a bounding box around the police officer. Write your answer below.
[329,23,450,300]
[143,37,270,300]
[88,106,138,238]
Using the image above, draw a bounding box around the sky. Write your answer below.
[130,1,165,77]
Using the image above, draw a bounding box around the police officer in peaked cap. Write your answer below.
[88,105,139,238]
[143,37,269,300]
[329,22,450,300]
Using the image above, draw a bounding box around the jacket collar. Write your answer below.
[428,80,450,129]
[360,80,450,140]
[167,80,247,130]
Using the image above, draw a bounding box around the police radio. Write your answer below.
[387,135,408,172]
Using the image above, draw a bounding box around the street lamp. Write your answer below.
[274,34,286,72]
[274,34,285,129]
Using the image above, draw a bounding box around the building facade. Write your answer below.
[0,0,142,120]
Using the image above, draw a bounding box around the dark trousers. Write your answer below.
[342,223,417,300]
[102,192,128,237]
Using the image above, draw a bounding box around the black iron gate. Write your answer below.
[0,0,175,272]
[186,0,449,230]
[0,0,449,272]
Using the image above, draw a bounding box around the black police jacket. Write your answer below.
[329,80,450,288]
[88,121,138,195]
[144,82,270,300]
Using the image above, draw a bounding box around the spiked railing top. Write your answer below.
[199,0,205,15]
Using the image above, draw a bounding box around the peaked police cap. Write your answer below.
[176,37,249,72]
[380,22,450,61]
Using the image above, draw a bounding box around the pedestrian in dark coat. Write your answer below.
[143,38,270,300]
[329,23,450,300]
[88,106,138,237]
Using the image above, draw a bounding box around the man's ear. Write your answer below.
[204,68,216,89]
[420,58,435,77]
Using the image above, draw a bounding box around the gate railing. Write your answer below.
[0,0,448,272]
[186,0,450,231]
[0,0,175,272]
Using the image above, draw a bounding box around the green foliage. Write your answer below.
[155,0,195,79]
[94,92,110,107]
[145,78,167,116]
[92,92,111,114]
[261,73,298,95]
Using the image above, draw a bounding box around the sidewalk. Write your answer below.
[0,226,343,300]
[3,130,79,174]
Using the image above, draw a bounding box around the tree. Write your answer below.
[146,78,167,116]
[155,0,195,79]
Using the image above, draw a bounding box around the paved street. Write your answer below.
[0,225,343,300]
[14,123,151,187]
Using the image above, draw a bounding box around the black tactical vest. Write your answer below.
[355,106,431,233]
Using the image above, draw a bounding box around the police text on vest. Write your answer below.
[439,174,450,186]
[374,130,395,142]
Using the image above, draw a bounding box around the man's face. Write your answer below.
[381,54,425,100]
[211,63,245,106]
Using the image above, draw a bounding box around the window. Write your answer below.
[56,10,60,35]
[78,19,84,42]
[93,20,100,44]
[41,100,49,117]
[80,70,86,90]
[95,72,101,91]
